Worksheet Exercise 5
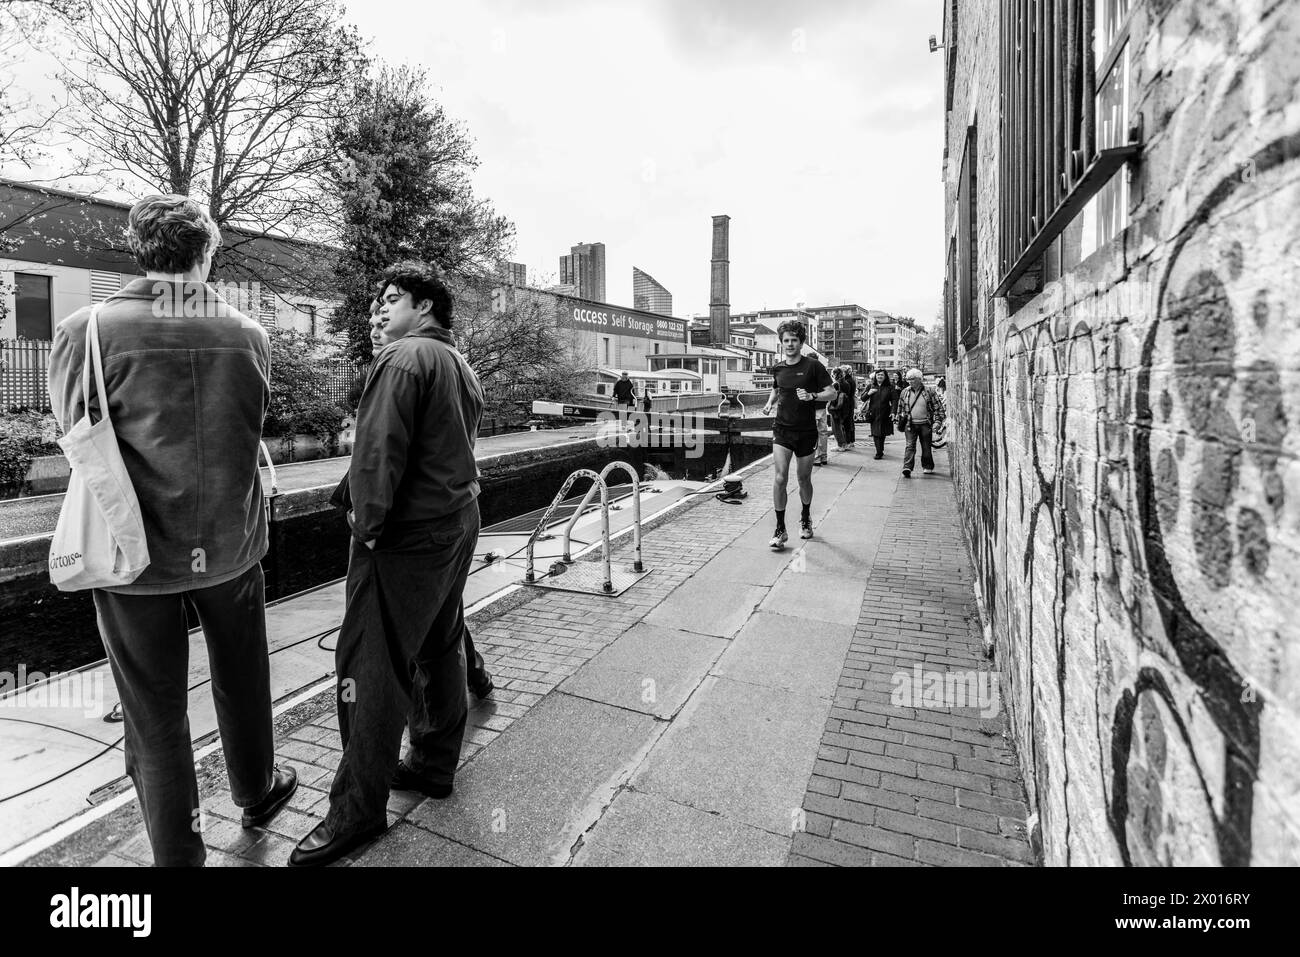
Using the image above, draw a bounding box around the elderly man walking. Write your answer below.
[291,260,484,867]
[896,368,946,478]
[47,194,296,866]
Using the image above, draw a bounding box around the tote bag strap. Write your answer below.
[258,439,279,495]
[81,304,111,428]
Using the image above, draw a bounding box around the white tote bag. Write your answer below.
[48,306,151,591]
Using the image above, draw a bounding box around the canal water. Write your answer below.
[1,435,770,675]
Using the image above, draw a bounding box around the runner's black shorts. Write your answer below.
[772,427,817,458]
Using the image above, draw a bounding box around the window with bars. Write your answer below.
[957,124,979,345]
[259,294,277,328]
[995,0,1141,299]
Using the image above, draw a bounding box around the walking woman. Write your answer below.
[864,369,896,459]
[837,366,857,448]
[827,366,848,451]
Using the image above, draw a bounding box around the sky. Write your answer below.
[4,0,947,327]
[341,0,946,325]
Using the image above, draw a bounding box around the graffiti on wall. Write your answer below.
[955,124,1299,864]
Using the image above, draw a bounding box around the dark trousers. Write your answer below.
[840,412,856,443]
[873,433,886,456]
[325,500,479,834]
[464,623,488,687]
[904,422,935,472]
[93,563,274,867]
[829,410,846,447]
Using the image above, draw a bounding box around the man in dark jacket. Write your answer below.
[291,260,484,866]
[48,194,296,866]
[612,371,636,408]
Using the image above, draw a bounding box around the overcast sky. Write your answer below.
[5,0,946,326]
[343,0,946,325]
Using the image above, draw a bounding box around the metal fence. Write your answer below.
[2,339,362,414]
[0,339,53,412]
[319,358,362,410]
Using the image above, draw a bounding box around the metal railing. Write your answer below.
[524,459,643,593]
[561,460,642,572]
[524,468,611,590]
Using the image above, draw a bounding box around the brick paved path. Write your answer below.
[787,460,1036,866]
[84,444,1035,867]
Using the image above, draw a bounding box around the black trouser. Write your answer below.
[873,433,886,456]
[464,624,488,687]
[324,500,479,834]
[904,422,935,472]
[840,412,856,443]
[93,563,274,867]
[829,410,846,447]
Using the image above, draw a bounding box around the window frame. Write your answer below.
[15,271,53,340]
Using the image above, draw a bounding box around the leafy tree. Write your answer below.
[326,65,514,361]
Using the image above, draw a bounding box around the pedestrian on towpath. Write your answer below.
[761,320,836,548]
[896,367,946,478]
[292,260,484,867]
[334,287,494,702]
[48,194,297,866]
[828,366,848,452]
[863,369,896,459]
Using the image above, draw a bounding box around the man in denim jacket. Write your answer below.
[48,194,296,866]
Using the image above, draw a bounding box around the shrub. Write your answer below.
[0,410,62,489]
[263,328,348,442]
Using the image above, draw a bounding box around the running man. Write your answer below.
[761,320,836,549]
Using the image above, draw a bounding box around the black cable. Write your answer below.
[0,716,124,804]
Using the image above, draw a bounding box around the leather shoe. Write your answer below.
[241,765,298,828]
[469,672,494,700]
[390,761,453,799]
[288,820,386,867]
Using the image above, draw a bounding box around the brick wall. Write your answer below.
[944,0,1300,865]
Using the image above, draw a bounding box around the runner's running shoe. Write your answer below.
[800,519,814,539]
[769,527,788,550]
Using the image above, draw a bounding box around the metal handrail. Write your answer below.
[561,460,642,571]
[716,394,745,418]
[524,468,612,590]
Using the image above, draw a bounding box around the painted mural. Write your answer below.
[950,3,1300,866]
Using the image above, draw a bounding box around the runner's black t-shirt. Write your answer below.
[771,355,832,431]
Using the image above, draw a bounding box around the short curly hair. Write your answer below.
[125,194,221,273]
[775,319,807,343]
[379,260,454,328]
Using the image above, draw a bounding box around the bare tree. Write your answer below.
[59,0,364,258]
[0,1,87,175]
[453,282,595,412]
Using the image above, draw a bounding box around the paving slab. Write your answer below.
[405,693,658,866]
[572,788,788,867]
[761,571,868,627]
[558,623,726,719]
[358,822,511,867]
[714,610,856,699]
[643,578,768,638]
[632,676,830,836]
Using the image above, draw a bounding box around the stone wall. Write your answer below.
[944,0,1300,865]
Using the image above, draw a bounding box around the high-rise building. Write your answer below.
[807,304,875,368]
[558,241,606,302]
[632,266,673,316]
[498,261,527,286]
[708,215,730,345]
[870,313,918,370]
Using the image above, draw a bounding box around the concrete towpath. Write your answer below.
[45,440,1036,867]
